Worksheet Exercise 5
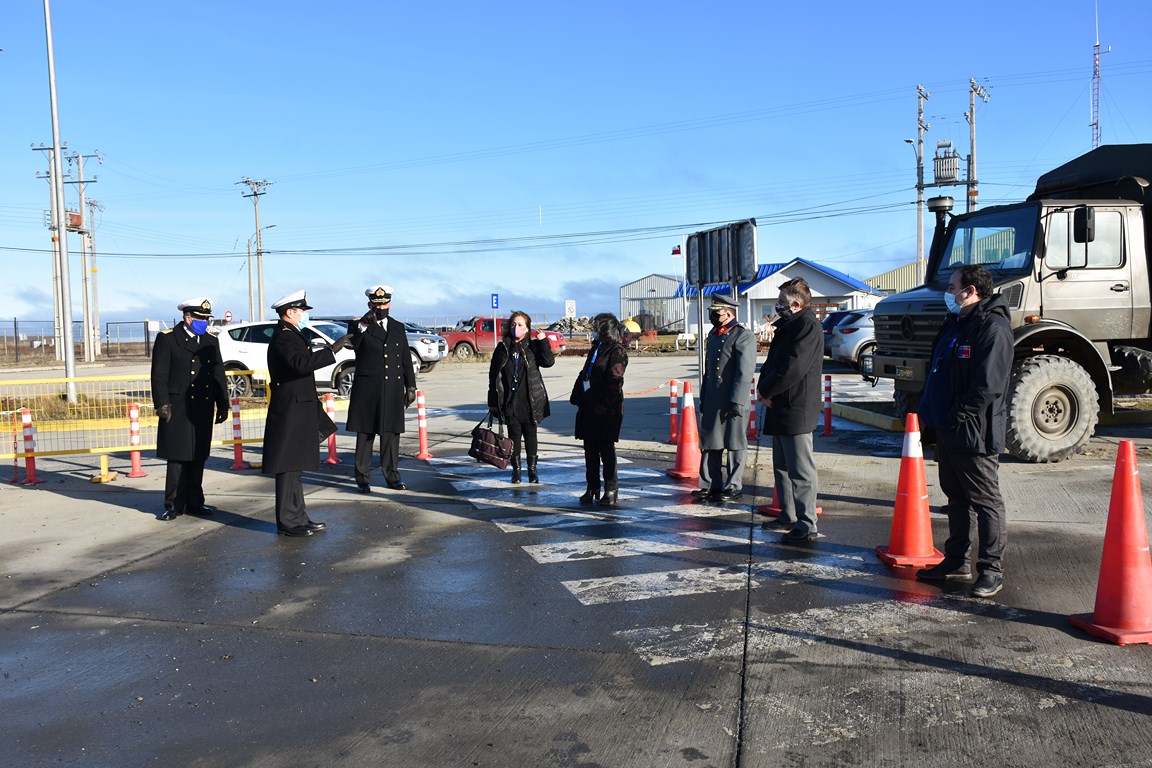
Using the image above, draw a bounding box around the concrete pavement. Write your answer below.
[2,355,1151,767]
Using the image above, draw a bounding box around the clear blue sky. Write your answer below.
[2,1,1150,328]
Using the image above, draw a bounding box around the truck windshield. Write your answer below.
[930,204,1038,286]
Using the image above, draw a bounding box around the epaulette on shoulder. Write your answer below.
[160,328,174,334]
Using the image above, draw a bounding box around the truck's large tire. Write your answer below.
[893,390,919,421]
[1006,355,1098,463]
[1111,345,1152,392]
[454,342,476,360]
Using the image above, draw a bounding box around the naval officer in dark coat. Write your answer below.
[346,284,417,493]
[151,297,229,521]
[262,290,351,536]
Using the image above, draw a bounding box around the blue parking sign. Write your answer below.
[491,293,499,310]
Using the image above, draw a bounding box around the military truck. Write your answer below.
[870,144,1152,462]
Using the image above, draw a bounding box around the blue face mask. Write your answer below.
[298,311,311,329]
[189,319,209,336]
[944,290,961,315]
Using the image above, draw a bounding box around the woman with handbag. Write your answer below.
[570,312,628,506]
[487,311,555,483]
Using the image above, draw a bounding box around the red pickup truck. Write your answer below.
[442,316,567,359]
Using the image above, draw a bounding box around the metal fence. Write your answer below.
[0,372,294,462]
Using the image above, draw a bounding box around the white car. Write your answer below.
[216,319,358,398]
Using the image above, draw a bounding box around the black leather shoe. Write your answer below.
[158,509,180,521]
[781,529,818,542]
[916,562,972,582]
[971,572,1004,598]
[761,520,793,533]
[356,482,372,494]
[304,520,326,532]
[690,488,714,499]
[187,505,215,516]
[387,482,407,491]
[277,525,314,537]
[714,487,743,502]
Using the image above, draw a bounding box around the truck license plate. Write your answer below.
[894,366,914,380]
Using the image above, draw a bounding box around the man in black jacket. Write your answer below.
[263,290,347,537]
[346,285,417,493]
[151,297,229,521]
[916,265,1013,598]
[756,278,824,542]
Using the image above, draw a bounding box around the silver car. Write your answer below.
[829,309,876,373]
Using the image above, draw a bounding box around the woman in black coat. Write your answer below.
[488,311,555,483]
[570,313,628,506]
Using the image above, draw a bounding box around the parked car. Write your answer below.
[829,309,875,373]
[315,316,449,374]
[216,319,358,398]
[821,309,854,357]
[442,316,566,359]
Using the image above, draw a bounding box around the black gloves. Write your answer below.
[156,404,172,423]
[329,333,353,353]
[359,310,375,328]
[405,387,416,407]
[214,406,229,424]
[721,403,742,421]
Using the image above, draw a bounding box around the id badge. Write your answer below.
[583,379,591,392]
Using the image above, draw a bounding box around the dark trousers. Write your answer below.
[164,460,205,514]
[583,440,618,492]
[934,431,1007,575]
[507,419,538,461]
[274,470,308,530]
[772,433,820,534]
[355,432,402,485]
[699,447,748,493]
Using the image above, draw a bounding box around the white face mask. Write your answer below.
[297,310,311,329]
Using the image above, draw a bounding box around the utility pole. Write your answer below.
[965,79,989,213]
[32,144,65,359]
[42,0,77,391]
[909,85,930,283]
[87,198,103,355]
[237,178,272,320]
[65,150,101,361]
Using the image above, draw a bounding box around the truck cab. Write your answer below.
[871,144,1152,462]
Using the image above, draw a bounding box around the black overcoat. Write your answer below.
[150,327,228,461]
[572,339,628,442]
[488,337,555,424]
[345,318,416,435]
[261,321,337,474]
[756,306,823,436]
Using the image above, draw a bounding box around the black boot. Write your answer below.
[510,454,522,484]
[527,455,539,483]
[579,485,599,505]
[601,487,619,507]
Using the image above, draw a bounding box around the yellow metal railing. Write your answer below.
[1,372,344,461]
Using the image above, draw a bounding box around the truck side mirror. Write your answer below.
[1073,206,1095,244]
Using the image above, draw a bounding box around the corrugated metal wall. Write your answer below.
[618,274,686,332]
[867,262,921,294]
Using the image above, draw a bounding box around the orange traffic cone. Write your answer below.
[876,413,944,567]
[1070,440,1152,645]
[757,485,823,517]
[667,381,701,480]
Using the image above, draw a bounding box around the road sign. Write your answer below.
[223,310,233,323]
[491,293,499,310]
[686,219,758,286]
[565,300,576,318]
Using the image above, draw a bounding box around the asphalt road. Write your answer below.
[1,354,1150,767]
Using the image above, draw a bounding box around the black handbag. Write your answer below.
[469,416,515,469]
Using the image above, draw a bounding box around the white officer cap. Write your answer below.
[271,290,312,313]
[366,285,394,303]
[178,297,213,318]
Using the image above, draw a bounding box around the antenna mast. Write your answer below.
[1091,1,1101,148]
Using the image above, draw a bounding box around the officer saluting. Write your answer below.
[346,284,416,493]
[151,297,229,521]
[263,290,351,536]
